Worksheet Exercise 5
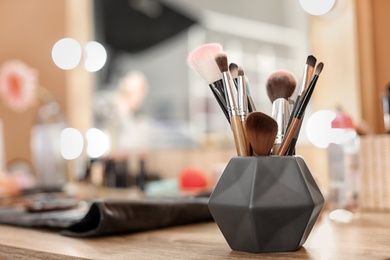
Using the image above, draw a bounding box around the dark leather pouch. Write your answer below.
[0,196,212,237]
[62,196,212,237]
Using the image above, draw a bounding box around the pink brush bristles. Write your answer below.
[187,43,223,84]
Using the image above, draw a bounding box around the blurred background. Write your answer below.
[0,0,388,207]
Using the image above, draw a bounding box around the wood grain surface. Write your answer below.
[0,212,389,259]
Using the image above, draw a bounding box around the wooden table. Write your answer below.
[0,212,389,259]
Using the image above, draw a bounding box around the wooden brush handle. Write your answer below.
[241,119,251,156]
[272,143,281,155]
[230,115,249,156]
[277,118,301,156]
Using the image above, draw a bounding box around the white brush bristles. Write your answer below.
[187,43,223,84]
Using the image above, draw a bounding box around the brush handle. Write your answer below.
[209,84,230,124]
[297,75,319,119]
[286,95,301,135]
[237,75,248,121]
[277,118,301,156]
[286,117,304,155]
[247,96,256,113]
[230,115,249,156]
[234,78,255,113]
[272,143,281,155]
[241,120,251,156]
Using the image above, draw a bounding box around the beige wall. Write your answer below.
[0,0,67,169]
[356,0,390,134]
[310,0,361,126]
[0,0,92,174]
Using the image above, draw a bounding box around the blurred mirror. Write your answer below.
[91,0,310,152]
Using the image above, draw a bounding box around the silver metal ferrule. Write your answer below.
[237,75,248,121]
[271,98,290,144]
[221,71,239,117]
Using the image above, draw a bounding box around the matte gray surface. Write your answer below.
[208,156,324,253]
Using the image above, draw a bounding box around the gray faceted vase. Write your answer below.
[208,156,324,253]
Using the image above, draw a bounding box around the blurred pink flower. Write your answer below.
[0,60,38,112]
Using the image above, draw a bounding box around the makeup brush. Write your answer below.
[285,55,317,155]
[187,43,229,123]
[299,55,317,96]
[266,70,297,102]
[229,63,239,78]
[237,66,251,155]
[287,55,317,124]
[215,52,248,156]
[237,66,248,121]
[277,62,324,156]
[245,112,278,156]
[265,70,297,154]
[229,62,256,113]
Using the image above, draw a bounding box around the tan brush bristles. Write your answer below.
[229,63,238,78]
[245,112,278,156]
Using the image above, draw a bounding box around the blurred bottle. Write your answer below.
[327,110,360,221]
[31,99,67,190]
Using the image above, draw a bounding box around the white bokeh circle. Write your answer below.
[84,41,107,72]
[306,110,336,148]
[86,128,110,158]
[52,38,82,70]
[60,128,84,160]
[299,0,336,16]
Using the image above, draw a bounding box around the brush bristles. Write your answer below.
[238,66,244,77]
[245,112,278,156]
[266,70,297,102]
[215,52,229,73]
[229,63,238,78]
[307,55,317,68]
[315,62,324,75]
[187,43,223,84]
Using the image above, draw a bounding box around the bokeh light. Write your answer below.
[52,38,82,70]
[299,0,336,16]
[86,128,110,158]
[60,128,84,160]
[84,41,107,72]
[306,110,336,148]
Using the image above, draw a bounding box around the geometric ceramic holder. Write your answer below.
[208,156,324,253]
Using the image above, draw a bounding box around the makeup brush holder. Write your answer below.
[208,156,324,253]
